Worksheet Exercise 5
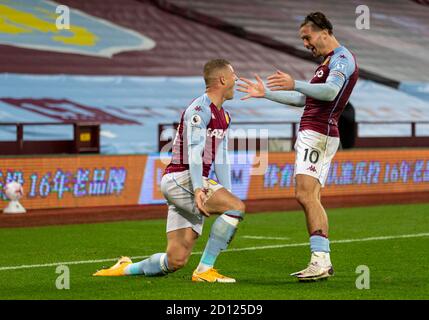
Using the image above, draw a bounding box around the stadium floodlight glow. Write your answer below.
[3,181,26,215]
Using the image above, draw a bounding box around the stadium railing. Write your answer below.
[158,121,429,152]
[0,122,100,155]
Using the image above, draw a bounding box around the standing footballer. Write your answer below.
[94,59,245,283]
[238,12,358,281]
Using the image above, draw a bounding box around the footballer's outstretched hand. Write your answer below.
[267,70,295,91]
[237,74,265,100]
[194,188,210,217]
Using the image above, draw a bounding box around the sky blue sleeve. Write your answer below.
[294,52,354,102]
[214,133,231,191]
[294,80,342,102]
[184,104,211,191]
[326,53,354,89]
[264,88,306,107]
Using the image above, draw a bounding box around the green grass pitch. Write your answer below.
[0,203,428,300]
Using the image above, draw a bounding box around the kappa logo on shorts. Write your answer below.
[306,165,317,173]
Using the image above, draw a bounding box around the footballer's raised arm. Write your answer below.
[266,69,340,102]
[264,89,306,107]
[185,105,211,192]
[238,74,305,107]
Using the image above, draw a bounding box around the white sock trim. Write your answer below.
[220,214,240,227]
[196,263,212,273]
[312,252,332,266]
[160,253,169,273]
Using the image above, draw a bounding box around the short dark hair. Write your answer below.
[300,12,333,35]
[203,59,231,85]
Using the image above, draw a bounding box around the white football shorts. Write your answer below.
[294,129,340,187]
[160,170,223,236]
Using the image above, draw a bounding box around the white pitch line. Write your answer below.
[0,256,148,272]
[1,232,428,272]
[242,236,291,240]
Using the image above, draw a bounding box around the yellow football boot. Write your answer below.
[93,256,132,276]
[192,268,236,283]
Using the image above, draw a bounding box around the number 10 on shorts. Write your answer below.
[303,148,320,164]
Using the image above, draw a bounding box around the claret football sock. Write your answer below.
[196,210,244,273]
[124,253,171,276]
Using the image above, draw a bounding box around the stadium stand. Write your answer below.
[0,0,315,78]
[2,2,429,302]
[411,0,429,6]
[0,0,428,228]
[1,0,428,154]
[158,0,429,84]
[2,73,429,153]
